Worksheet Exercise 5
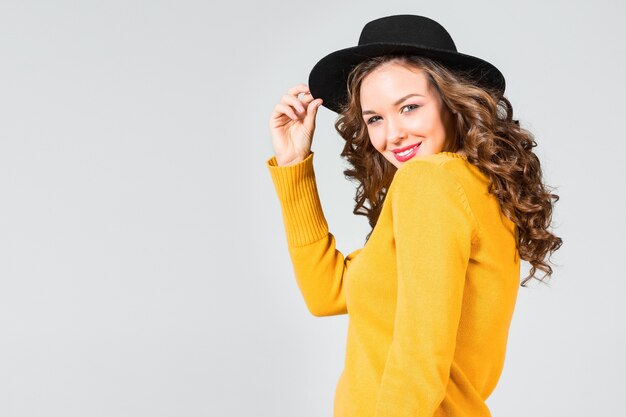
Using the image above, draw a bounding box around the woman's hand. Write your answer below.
[268,83,323,166]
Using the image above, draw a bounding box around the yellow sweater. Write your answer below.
[266,151,520,417]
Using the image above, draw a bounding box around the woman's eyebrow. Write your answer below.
[362,93,425,115]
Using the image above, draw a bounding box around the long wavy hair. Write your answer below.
[334,54,562,287]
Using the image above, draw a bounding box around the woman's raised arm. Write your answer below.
[267,151,361,317]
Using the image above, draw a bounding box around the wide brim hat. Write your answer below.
[308,14,506,114]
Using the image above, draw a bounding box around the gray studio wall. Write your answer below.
[0,0,624,416]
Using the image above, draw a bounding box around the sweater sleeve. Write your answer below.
[266,151,362,317]
[374,162,478,417]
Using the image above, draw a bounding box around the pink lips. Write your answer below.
[392,142,421,162]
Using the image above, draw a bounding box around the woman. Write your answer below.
[265,14,562,417]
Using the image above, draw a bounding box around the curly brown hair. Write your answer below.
[333,54,562,287]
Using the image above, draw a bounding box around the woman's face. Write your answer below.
[359,61,455,168]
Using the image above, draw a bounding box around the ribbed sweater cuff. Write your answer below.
[266,152,329,247]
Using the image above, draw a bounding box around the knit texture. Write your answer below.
[266,151,520,417]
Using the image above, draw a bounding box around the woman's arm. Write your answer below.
[374,161,478,417]
[267,151,361,317]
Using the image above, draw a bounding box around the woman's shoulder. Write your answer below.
[389,152,480,240]
[395,152,469,182]
[395,151,488,187]
[390,153,465,195]
[389,151,489,211]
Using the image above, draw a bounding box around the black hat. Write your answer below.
[308,14,506,114]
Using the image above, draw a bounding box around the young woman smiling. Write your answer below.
[266,14,562,417]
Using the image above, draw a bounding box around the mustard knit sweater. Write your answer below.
[266,151,520,417]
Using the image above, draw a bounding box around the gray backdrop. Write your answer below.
[1,0,624,416]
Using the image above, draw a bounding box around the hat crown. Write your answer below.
[308,14,505,114]
[358,15,457,52]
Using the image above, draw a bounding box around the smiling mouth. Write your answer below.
[392,142,422,162]
[396,146,418,157]
[393,141,422,154]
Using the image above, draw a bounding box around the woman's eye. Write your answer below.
[366,116,381,125]
[366,105,419,125]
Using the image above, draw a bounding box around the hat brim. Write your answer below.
[308,43,506,114]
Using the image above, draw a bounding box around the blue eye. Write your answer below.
[366,104,420,125]
[402,104,420,112]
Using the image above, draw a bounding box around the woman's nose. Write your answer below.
[385,117,407,144]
